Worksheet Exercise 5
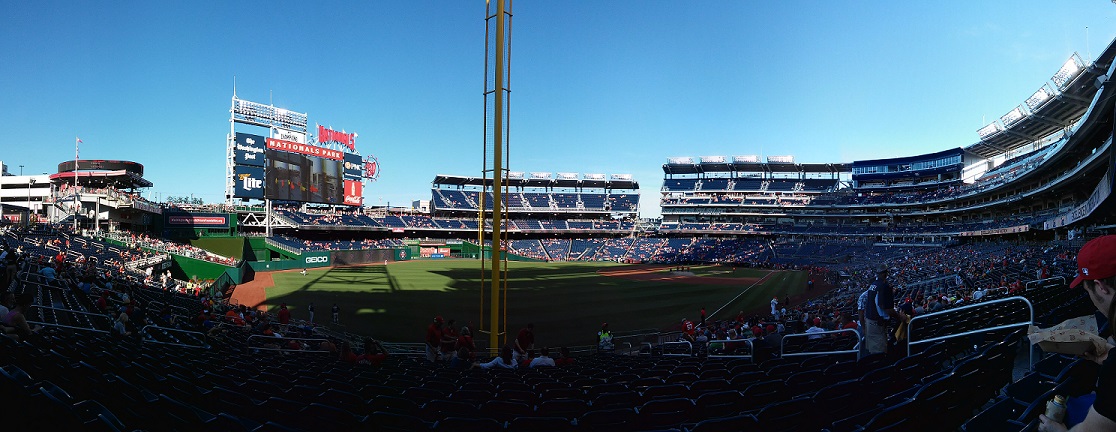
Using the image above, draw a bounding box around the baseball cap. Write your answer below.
[876,264,889,273]
[434,316,443,323]
[1070,235,1116,288]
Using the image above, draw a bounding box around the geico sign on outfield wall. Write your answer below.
[305,256,329,264]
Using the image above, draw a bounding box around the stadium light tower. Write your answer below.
[481,0,512,352]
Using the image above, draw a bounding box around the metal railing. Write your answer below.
[28,305,112,332]
[1026,276,1066,291]
[907,295,1034,365]
[140,325,210,349]
[707,338,754,360]
[659,340,693,357]
[780,328,860,359]
[246,335,333,354]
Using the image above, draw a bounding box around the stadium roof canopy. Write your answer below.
[432,174,639,190]
[662,160,849,175]
[965,39,1116,159]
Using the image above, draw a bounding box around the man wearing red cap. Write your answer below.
[425,316,444,363]
[1040,235,1116,432]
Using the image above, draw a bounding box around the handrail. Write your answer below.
[779,328,860,359]
[660,340,693,357]
[139,325,210,349]
[246,335,333,354]
[25,320,110,334]
[907,295,1033,366]
[707,338,754,359]
[1026,276,1066,291]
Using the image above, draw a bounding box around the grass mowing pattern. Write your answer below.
[264,260,810,348]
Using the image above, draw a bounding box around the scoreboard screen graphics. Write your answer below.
[265,150,344,204]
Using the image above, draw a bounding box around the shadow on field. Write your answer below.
[432,264,615,291]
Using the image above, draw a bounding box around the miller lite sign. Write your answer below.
[233,165,265,199]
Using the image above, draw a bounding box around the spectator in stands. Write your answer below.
[2,293,40,341]
[307,302,314,323]
[475,344,517,370]
[277,303,291,326]
[513,323,535,364]
[681,318,696,343]
[425,316,444,363]
[529,347,556,368]
[449,347,472,369]
[113,312,131,337]
[555,346,575,366]
[598,323,615,352]
[805,317,826,340]
[331,303,340,324]
[1040,236,1116,432]
[0,292,10,320]
[38,264,56,282]
[456,325,476,361]
[864,264,904,355]
[441,319,459,359]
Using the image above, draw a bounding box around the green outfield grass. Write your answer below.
[262,260,812,349]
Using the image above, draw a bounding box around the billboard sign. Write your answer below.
[234,133,266,166]
[266,138,344,160]
[343,153,363,180]
[343,179,363,206]
[318,125,356,152]
[165,212,230,227]
[233,165,265,199]
[274,128,306,144]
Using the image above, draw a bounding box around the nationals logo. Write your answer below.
[318,125,356,152]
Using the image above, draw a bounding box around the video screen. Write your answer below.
[265,150,344,204]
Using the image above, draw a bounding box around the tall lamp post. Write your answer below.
[27,178,35,227]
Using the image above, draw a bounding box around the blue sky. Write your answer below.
[2,1,1115,219]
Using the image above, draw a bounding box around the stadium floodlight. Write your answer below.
[506,171,524,179]
[700,156,726,164]
[557,172,578,180]
[529,172,552,179]
[584,173,606,180]
[977,121,1003,139]
[1025,84,1055,111]
[232,97,308,132]
[668,157,695,165]
[610,174,633,181]
[767,155,794,164]
[1051,53,1085,90]
[733,155,760,163]
[1000,106,1027,127]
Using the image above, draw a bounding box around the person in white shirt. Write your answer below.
[805,318,826,340]
[529,347,556,368]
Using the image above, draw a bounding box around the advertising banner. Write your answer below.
[266,138,344,161]
[343,153,363,180]
[165,212,230,227]
[274,129,306,144]
[233,133,267,167]
[303,251,331,267]
[343,180,362,206]
[1044,172,1112,230]
[233,165,265,199]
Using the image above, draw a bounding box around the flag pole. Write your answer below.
[74,137,80,232]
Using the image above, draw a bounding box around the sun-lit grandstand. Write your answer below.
[4,23,1116,432]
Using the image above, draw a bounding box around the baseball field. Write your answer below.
[233,259,821,349]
